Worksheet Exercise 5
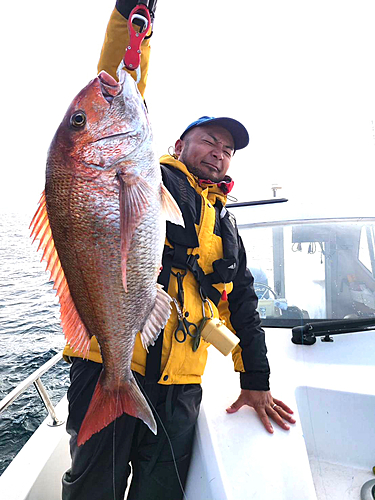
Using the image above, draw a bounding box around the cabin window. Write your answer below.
[238,219,375,327]
[358,225,375,276]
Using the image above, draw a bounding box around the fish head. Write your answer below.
[49,70,153,175]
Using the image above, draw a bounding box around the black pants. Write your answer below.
[62,358,202,500]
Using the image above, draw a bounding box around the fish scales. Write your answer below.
[31,70,184,445]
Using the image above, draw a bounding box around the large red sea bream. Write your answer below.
[30,70,183,445]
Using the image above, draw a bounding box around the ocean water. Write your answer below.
[0,211,70,475]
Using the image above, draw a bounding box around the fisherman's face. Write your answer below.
[175,125,235,182]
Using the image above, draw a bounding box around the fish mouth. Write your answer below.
[98,71,122,104]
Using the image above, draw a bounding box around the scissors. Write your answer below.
[172,299,198,343]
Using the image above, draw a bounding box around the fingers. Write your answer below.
[229,399,291,433]
[266,406,291,431]
[226,391,296,434]
[254,405,290,434]
[226,396,245,414]
[268,401,296,429]
[254,401,296,433]
[256,408,274,434]
[272,398,294,415]
[227,403,277,433]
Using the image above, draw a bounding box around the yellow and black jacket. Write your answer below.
[63,3,270,391]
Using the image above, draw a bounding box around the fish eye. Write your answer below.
[70,111,87,129]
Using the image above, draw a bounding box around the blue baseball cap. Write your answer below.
[180,116,249,151]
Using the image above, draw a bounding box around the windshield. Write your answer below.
[237,218,375,327]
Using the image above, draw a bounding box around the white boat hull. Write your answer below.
[1,328,374,500]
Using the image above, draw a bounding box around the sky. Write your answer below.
[1,0,374,216]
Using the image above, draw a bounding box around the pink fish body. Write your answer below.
[30,71,183,445]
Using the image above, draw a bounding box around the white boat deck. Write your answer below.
[0,327,374,500]
[186,327,375,500]
[0,396,70,500]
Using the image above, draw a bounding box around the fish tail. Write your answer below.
[77,371,157,446]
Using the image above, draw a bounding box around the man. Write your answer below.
[62,2,295,499]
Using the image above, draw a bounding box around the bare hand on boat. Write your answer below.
[226,389,296,433]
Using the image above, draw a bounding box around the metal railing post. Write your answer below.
[33,378,65,427]
[0,351,66,428]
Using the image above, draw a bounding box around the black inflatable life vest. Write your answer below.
[145,163,241,382]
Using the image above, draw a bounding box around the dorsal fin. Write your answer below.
[30,192,92,357]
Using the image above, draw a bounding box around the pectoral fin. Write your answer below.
[140,284,172,351]
[161,183,184,227]
[118,173,153,292]
[30,192,91,357]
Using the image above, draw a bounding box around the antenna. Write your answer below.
[271,184,282,198]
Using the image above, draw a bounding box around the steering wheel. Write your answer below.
[254,282,278,300]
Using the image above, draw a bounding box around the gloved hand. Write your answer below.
[115,0,157,22]
[98,1,156,94]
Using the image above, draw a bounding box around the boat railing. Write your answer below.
[0,351,65,427]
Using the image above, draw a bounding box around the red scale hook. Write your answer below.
[123,4,152,72]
